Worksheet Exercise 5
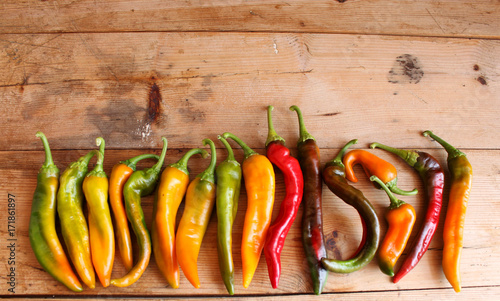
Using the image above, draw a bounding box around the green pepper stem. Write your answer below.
[198,138,217,183]
[423,130,465,159]
[218,136,236,162]
[370,142,419,167]
[170,148,208,175]
[370,175,405,209]
[36,131,55,168]
[289,105,315,144]
[95,137,105,170]
[81,150,98,166]
[222,132,257,159]
[331,139,358,164]
[265,105,285,146]
[152,137,168,172]
[121,154,160,171]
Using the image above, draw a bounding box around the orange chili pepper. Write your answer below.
[83,137,114,287]
[109,153,159,271]
[370,176,416,277]
[222,132,275,289]
[176,139,217,289]
[343,149,418,196]
[424,130,472,293]
[152,147,208,288]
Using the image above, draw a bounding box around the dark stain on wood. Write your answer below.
[473,64,480,71]
[477,76,487,85]
[337,0,348,3]
[388,54,424,84]
[322,112,341,117]
[324,230,342,259]
[148,83,161,123]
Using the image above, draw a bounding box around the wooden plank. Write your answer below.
[0,148,498,297]
[0,1,499,38]
[1,33,499,151]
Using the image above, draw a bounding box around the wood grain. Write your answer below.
[0,1,499,39]
[1,33,498,151]
[0,148,498,296]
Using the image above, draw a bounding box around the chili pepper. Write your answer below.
[176,139,217,289]
[57,148,97,289]
[289,105,328,295]
[343,149,418,196]
[370,141,444,283]
[370,175,416,277]
[222,132,275,289]
[29,132,83,292]
[82,137,114,287]
[111,137,168,288]
[152,146,208,289]
[264,105,304,289]
[110,153,159,271]
[320,139,380,273]
[216,136,242,295]
[423,130,472,293]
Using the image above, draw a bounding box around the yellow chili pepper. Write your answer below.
[152,147,208,288]
[83,137,114,287]
[176,139,217,289]
[222,132,275,289]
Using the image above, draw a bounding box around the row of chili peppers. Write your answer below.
[30,105,472,295]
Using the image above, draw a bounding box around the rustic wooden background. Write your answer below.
[1,0,499,299]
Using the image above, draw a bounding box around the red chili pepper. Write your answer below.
[263,106,304,289]
[370,142,444,283]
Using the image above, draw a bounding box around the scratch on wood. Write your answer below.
[322,112,341,117]
[426,8,446,34]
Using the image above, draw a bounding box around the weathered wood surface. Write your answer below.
[0,148,499,297]
[1,1,499,39]
[1,0,499,299]
[1,33,498,151]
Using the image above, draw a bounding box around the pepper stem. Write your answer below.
[370,142,419,167]
[222,132,257,159]
[121,154,160,171]
[95,137,105,170]
[218,136,236,162]
[36,131,55,168]
[289,105,315,144]
[370,175,405,209]
[198,139,217,183]
[423,130,465,159]
[331,139,358,164]
[152,137,168,172]
[170,147,208,175]
[265,105,285,146]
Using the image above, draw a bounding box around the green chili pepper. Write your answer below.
[29,132,83,292]
[216,136,242,295]
[111,137,168,288]
[321,140,380,273]
[57,146,98,289]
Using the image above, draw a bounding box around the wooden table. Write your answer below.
[1,1,499,299]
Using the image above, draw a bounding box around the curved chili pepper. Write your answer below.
[110,153,159,271]
[321,139,380,273]
[264,105,304,289]
[176,139,217,289]
[343,149,418,196]
[370,175,416,277]
[57,148,97,289]
[111,137,168,288]
[289,105,328,295]
[29,132,83,292]
[370,141,444,283]
[152,146,208,288]
[83,137,114,287]
[424,130,472,293]
[215,136,242,295]
[222,132,275,289]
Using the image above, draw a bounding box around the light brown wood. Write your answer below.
[1,33,498,151]
[1,0,499,299]
[0,148,499,296]
[0,1,499,38]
